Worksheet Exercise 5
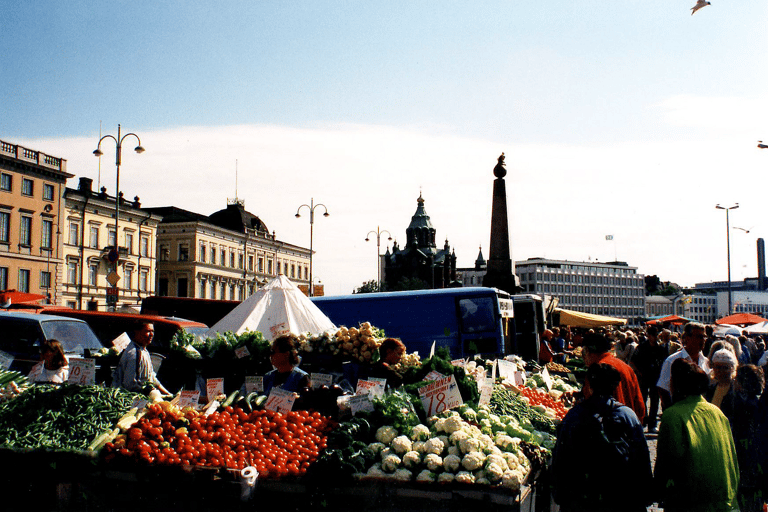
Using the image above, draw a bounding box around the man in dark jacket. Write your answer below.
[631,325,668,432]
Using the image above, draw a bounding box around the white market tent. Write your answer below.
[206,274,336,340]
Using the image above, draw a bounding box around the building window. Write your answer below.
[159,245,169,261]
[140,236,149,257]
[239,253,244,269]
[19,215,32,246]
[199,281,206,299]
[140,269,148,292]
[179,244,189,261]
[199,244,206,263]
[0,174,11,191]
[67,261,78,284]
[0,267,7,290]
[229,284,235,300]
[124,267,133,290]
[220,249,226,266]
[291,264,296,278]
[69,222,80,245]
[125,233,133,254]
[0,211,9,243]
[257,257,263,273]
[238,285,244,301]
[41,219,53,249]
[249,256,254,272]
[40,271,51,289]
[220,282,226,300]
[21,178,33,197]
[89,226,99,248]
[88,263,98,286]
[18,269,30,292]
[229,251,235,268]
[267,260,273,275]
[108,230,116,248]
[210,245,216,264]
[43,183,54,201]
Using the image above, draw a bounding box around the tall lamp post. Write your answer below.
[295,198,329,297]
[93,125,145,310]
[716,203,739,315]
[365,226,392,291]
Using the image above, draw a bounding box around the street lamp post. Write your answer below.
[295,198,329,297]
[716,203,739,315]
[365,226,392,291]
[93,125,145,310]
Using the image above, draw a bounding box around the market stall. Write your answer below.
[553,308,626,328]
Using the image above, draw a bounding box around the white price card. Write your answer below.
[235,346,250,359]
[451,359,466,368]
[206,378,225,400]
[244,376,263,394]
[497,359,517,380]
[349,393,375,415]
[423,370,445,382]
[111,332,131,354]
[68,358,95,386]
[478,378,494,406]
[131,397,149,410]
[311,373,333,390]
[178,390,201,409]
[540,367,553,391]
[418,375,463,417]
[264,387,295,413]
[269,322,291,339]
[0,350,13,370]
[355,379,385,398]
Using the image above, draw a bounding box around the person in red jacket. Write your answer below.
[582,331,646,426]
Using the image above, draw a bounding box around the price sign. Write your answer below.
[244,376,263,394]
[311,373,333,390]
[178,390,201,409]
[479,378,494,406]
[497,359,517,380]
[491,359,497,381]
[206,378,225,400]
[423,370,445,382]
[451,359,466,368]
[349,393,375,415]
[269,323,291,339]
[540,367,553,391]
[264,388,295,413]
[418,375,463,417]
[68,358,96,386]
[131,397,149,410]
[0,350,13,370]
[355,379,384,397]
[235,346,250,359]
[111,332,131,354]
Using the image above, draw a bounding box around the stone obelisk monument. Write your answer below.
[482,153,518,294]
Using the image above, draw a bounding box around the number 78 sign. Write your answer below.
[417,375,463,417]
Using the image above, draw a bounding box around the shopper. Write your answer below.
[705,348,738,411]
[729,364,765,512]
[654,358,739,512]
[656,321,710,409]
[631,326,667,432]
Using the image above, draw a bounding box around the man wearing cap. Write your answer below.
[582,331,646,425]
[656,321,710,409]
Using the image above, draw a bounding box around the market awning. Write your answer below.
[645,314,693,326]
[715,313,768,326]
[554,308,627,328]
[0,289,47,307]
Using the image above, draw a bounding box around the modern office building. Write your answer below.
[0,139,73,302]
[515,257,646,319]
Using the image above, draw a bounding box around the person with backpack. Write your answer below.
[551,363,652,512]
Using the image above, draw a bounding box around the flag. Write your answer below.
[605,235,614,241]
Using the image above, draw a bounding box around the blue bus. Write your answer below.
[311,287,516,359]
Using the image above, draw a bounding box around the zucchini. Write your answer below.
[87,427,119,452]
[221,390,239,408]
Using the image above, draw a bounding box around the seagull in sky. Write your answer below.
[759,141,768,149]
[691,0,711,15]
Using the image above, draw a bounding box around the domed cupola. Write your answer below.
[405,193,437,253]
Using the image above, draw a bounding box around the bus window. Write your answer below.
[458,298,496,333]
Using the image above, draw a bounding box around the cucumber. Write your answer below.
[221,390,239,408]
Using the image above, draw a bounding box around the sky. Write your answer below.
[2,1,767,296]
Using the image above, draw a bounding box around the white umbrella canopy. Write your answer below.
[713,324,743,337]
[206,274,336,340]
[744,321,768,335]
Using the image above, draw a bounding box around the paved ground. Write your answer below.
[645,429,661,512]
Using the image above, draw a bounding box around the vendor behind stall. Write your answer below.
[28,339,69,384]
[368,337,406,389]
[263,334,310,395]
[112,321,170,396]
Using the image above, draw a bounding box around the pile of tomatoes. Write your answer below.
[517,386,569,420]
[103,403,334,478]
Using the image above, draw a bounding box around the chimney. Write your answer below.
[758,238,766,291]
[78,177,93,193]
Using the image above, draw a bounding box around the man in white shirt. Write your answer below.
[656,321,710,408]
[112,322,170,395]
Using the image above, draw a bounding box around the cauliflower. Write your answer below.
[443,453,462,473]
[442,415,464,434]
[368,442,386,455]
[364,463,387,479]
[412,440,426,454]
[478,434,495,451]
[437,472,455,484]
[402,451,421,469]
[494,434,517,452]
[503,452,520,470]
[458,405,477,423]
[424,453,444,472]
[424,437,445,455]
[410,424,430,442]
[447,445,460,457]
[393,468,413,482]
[449,429,470,446]
[485,462,505,482]
[437,435,450,448]
[375,426,398,445]
[391,435,413,455]
[381,454,402,473]
[485,454,508,472]
[476,477,490,486]
[501,469,524,491]
[462,451,486,472]
[458,437,481,454]
[416,470,436,483]
[433,417,447,433]
[380,447,393,460]
[455,471,475,484]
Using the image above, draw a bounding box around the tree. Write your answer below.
[353,280,380,294]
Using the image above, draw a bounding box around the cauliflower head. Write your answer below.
[402,450,421,469]
[455,471,476,484]
[375,426,399,445]
[437,472,455,484]
[410,424,430,442]
[443,453,462,473]
[424,437,445,455]
[461,451,486,472]
[393,468,413,482]
[416,470,436,483]
[424,453,444,472]
[381,454,402,473]
[391,435,413,455]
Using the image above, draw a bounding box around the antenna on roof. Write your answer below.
[227,159,244,207]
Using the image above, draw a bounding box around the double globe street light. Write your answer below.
[716,203,739,315]
[365,226,392,291]
[295,199,329,297]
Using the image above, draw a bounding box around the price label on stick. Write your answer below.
[311,373,333,390]
[451,359,466,368]
[418,375,463,417]
[111,332,131,354]
[68,358,95,386]
[423,370,445,382]
[264,388,295,413]
[0,350,13,370]
[206,378,224,400]
[478,378,494,406]
[234,346,250,359]
[178,390,200,409]
[349,393,375,415]
[497,359,517,380]
[356,379,385,398]
[540,367,553,391]
[245,376,263,394]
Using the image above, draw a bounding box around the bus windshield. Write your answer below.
[458,297,497,333]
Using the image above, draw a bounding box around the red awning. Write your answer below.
[645,314,692,326]
[715,313,768,326]
[0,289,47,306]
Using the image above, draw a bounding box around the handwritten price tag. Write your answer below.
[311,373,333,390]
[131,397,149,410]
[479,378,494,406]
[111,332,131,354]
[355,379,384,398]
[349,393,374,415]
[451,359,466,368]
[0,350,13,370]
[418,375,463,417]
[178,390,200,409]
[206,378,224,400]
[264,388,295,413]
[269,323,291,339]
[68,358,95,386]
[540,367,553,391]
[423,371,445,382]
[235,346,250,359]
[245,376,263,394]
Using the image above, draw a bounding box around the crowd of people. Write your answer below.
[551,321,768,512]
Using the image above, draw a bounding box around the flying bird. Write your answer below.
[691,0,711,15]
[759,141,768,149]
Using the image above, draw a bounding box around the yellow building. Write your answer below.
[0,140,73,302]
[62,177,162,310]
[146,200,310,300]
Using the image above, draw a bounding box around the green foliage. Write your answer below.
[353,280,380,294]
[391,276,429,291]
